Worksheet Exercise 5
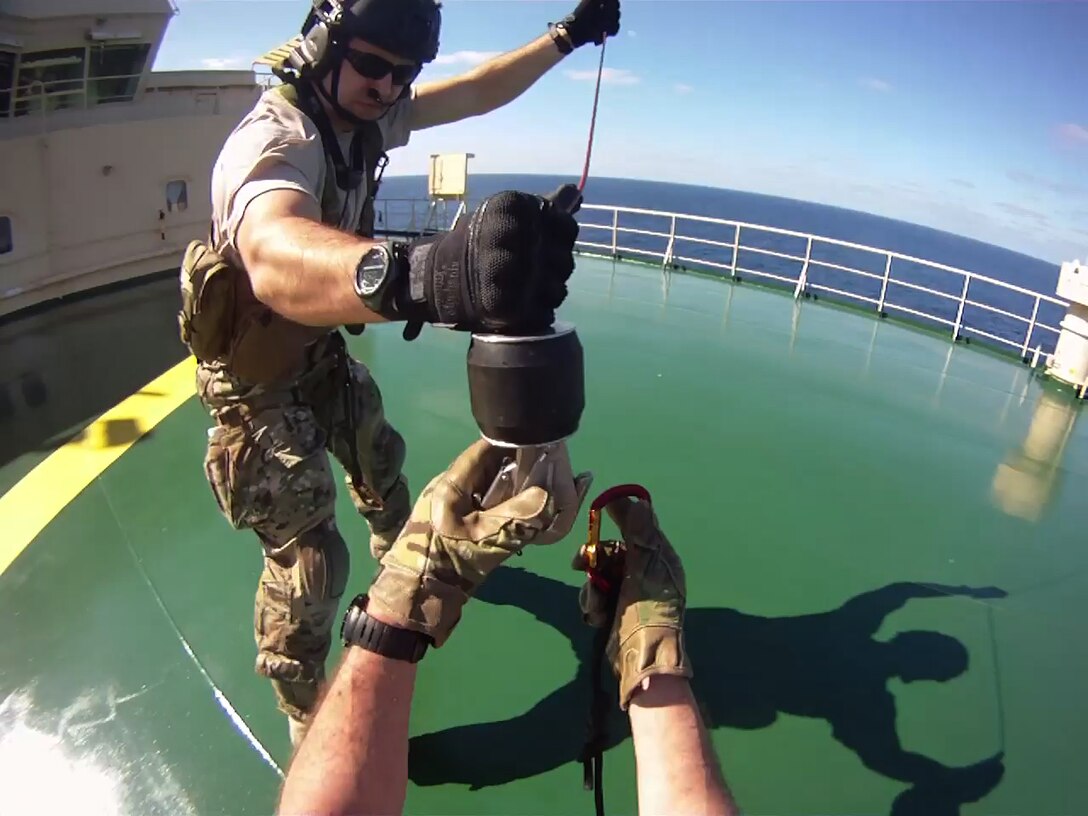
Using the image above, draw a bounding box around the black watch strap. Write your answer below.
[549,22,574,54]
[341,594,430,663]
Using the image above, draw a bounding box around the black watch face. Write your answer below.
[358,245,390,296]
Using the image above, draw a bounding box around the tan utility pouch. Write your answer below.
[178,239,236,362]
[177,239,329,383]
[229,300,332,385]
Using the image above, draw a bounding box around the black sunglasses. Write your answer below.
[343,49,421,86]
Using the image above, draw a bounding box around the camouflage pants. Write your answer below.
[198,334,410,720]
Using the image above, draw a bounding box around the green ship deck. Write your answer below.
[2,256,1085,815]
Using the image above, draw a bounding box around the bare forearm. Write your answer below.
[464,34,564,116]
[278,646,417,816]
[245,215,386,327]
[628,677,738,816]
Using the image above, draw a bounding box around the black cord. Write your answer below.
[337,338,364,488]
[581,592,618,816]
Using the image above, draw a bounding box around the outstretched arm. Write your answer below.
[576,497,739,816]
[831,692,949,784]
[832,695,1004,801]
[410,34,563,130]
[238,188,386,326]
[628,677,739,816]
[279,632,416,816]
[410,0,620,130]
[474,567,586,644]
[239,178,584,335]
[278,439,591,814]
[841,583,1007,635]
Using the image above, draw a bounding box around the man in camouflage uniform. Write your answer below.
[186,0,621,743]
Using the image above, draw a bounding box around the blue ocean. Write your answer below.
[377,174,1066,356]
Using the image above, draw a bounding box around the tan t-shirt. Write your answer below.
[210,86,414,264]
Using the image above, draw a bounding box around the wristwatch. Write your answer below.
[341,594,431,663]
[353,242,402,318]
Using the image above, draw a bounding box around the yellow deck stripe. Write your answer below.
[0,357,197,576]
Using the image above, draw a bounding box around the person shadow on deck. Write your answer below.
[407,567,1007,816]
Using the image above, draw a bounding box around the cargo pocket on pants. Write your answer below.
[255,568,304,681]
[203,422,251,529]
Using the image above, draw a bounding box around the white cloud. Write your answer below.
[1006,168,1085,196]
[433,50,499,66]
[566,67,640,85]
[200,56,246,70]
[860,77,892,93]
[994,202,1050,224]
[674,83,694,95]
[628,30,638,37]
[1057,122,1088,145]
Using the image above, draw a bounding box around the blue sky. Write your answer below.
[155,1,1088,263]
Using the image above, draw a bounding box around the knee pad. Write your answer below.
[255,519,350,687]
[294,519,350,605]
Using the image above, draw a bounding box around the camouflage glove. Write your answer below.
[367,439,592,647]
[573,497,692,709]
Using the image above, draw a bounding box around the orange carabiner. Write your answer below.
[580,484,651,593]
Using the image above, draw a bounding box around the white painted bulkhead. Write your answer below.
[0,0,258,317]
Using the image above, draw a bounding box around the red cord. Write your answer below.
[589,483,651,512]
[578,36,608,192]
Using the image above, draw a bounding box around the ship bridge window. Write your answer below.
[14,48,85,116]
[0,217,12,256]
[0,52,14,118]
[89,43,150,105]
[166,180,188,213]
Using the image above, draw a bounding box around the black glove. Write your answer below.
[395,186,580,336]
[558,0,620,48]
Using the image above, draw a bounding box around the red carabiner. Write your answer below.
[580,484,651,593]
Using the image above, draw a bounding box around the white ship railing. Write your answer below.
[375,197,1070,363]
[374,197,465,237]
[2,73,148,118]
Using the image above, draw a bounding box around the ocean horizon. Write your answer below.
[382,173,1059,273]
[377,173,1068,356]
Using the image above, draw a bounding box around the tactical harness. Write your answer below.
[177,77,387,385]
[178,75,389,494]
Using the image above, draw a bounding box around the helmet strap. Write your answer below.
[311,40,400,125]
[274,61,362,193]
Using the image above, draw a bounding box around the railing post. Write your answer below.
[794,236,813,299]
[1021,295,1040,360]
[731,224,740,279]
[876,254,892,315]
[663,215,677,271]
[611,208,619,257]
[952,274,970,340]
[450,201,467,230]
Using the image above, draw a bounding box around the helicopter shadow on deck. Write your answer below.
[407,567,1007,816]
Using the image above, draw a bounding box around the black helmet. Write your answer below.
[292,0,441,77]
